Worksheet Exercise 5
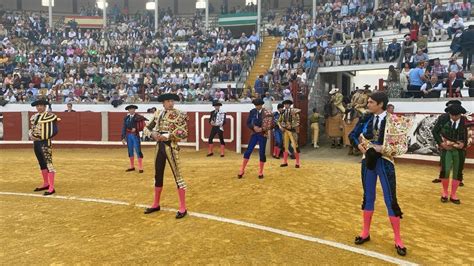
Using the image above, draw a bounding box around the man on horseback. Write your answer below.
[326,88,345,148]
[346,86,371,155]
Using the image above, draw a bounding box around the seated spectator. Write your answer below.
[421,75,443,98]
[413,49,429,66]
[444,71,464,97]
[353,41,364,65]
[365,39,375,63]
[339,44,353,66]
[447,14,464,40]
[386,38,401,62]
[410,20,420,41]
[430,18,446,41]
[430,58,448,79]
[375,38,386,62]
[323,42,336,67]
[398,11,411,33]
[447,57,463,73]
[402,35,415,63]
[417,35,428,53]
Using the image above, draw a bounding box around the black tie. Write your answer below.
[452,121,456,130]
[374,115,379,131]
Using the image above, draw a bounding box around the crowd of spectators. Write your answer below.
[384,22,474,98]
[0,6,259,106]
[266,0,471,69]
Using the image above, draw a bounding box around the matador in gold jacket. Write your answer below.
[279,99,301,168]
[143,93,189,219]
[30,99,60,196]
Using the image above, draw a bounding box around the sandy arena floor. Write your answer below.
[0,147,473,265]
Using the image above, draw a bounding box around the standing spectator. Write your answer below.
[460,25,474,71]
[386,65,403,98]
[64,102,76,112]
[254,75,264,98]
[407,62,426,98]
[466,69,474,97]
[460,0,471,21]
[263,91,274,112]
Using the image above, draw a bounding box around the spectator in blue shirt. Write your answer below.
[407,62,426,98]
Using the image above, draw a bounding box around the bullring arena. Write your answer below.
[1,101,473,265]
[1,0,474,264]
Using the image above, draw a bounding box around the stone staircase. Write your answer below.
[244,36,281,89]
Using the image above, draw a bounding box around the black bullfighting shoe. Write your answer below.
[139,170,144,173]
[450,197,461,204]
[280,163,288,167]
[206,153,214,157]
[460,181,464,187]
[354,235,370,245]
[258,175,264,179]
[34,185,49,192]
[126,168,136,172]
[43,190,55,196]
[176,210,187,219]
[144,206,160,214]
[440,196,448,203]
[432,178,441,183]
[395,245,407,256]
[295,165,300,168]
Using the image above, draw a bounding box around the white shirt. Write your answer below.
[420,82,443,91]
[373,111,387,130]
[450,119,460,129]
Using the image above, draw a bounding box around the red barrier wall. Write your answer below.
[2,112,22,140]
[2,111,473,160]
[108,113,125,141]
[187,111,196,143]
[27,112,102,141]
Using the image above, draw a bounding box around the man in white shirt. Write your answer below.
[448,14,464,40]
[421,75,443,98]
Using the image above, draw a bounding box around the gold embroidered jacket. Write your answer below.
[29,112,60,140]
[146,109,189,142]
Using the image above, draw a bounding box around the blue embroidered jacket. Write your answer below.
[349,113,387,147]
